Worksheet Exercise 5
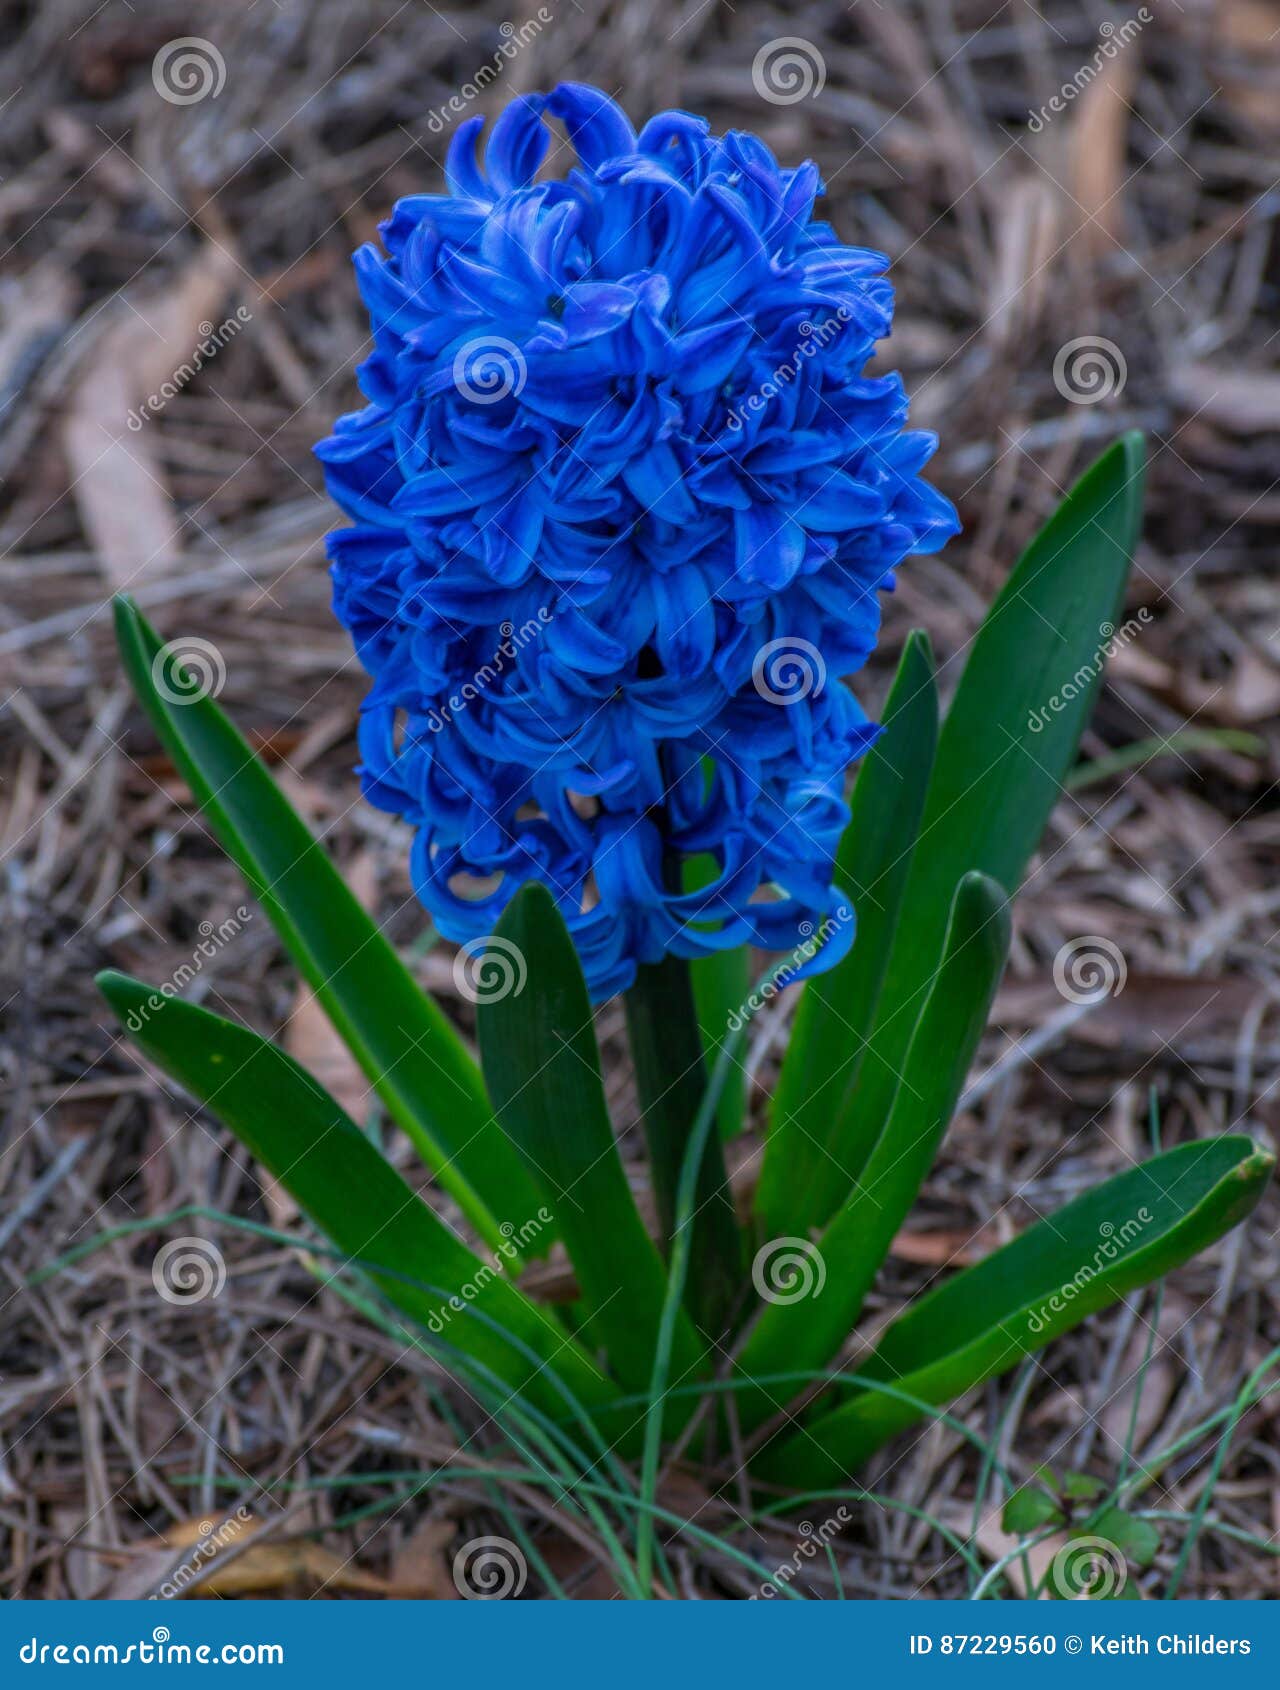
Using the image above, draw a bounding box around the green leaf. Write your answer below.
[844,436,1145,1168]
[112,595,539,1252]
[761,1135,1273,1485]
[1063,1472,1106,1502]
[758,629,938,1239]
[737,872,1010,1428]
[684,851,750,1142]
[95,970,616,1424]
[1093,1507,1159,1569]
[1003,1487,1063,1534]
[624,954,743,1342]
[478,884,706,1395]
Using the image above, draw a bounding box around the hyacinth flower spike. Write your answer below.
[315,82,958,1002]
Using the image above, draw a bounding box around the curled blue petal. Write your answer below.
[547,82,637,171]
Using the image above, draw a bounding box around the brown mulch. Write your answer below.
[2,0,1280,1598]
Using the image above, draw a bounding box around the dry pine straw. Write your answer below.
[2,0,1280,1599]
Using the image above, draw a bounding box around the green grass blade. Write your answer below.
[761,1136,1273,1486]
[96,970,617,1422]
[758,629,938,1239]
[738,872,1010,1429]
[846,435,1145,1162]
[635,1003,755,1592]
[1066,727,1264,791]
[477,884,706,1395]
[112,595,541,1252]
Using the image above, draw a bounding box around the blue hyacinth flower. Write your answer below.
[316,82,958,1000]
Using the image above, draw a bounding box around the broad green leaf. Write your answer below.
[738,873,1009,1428]
[1062,1472,1105,1502]
[1003,1487,1063,1535]
[624,951,743,1342]
[113,596,539,1251]
[845,436,1145,1164]
[758,629,938,1239]
[478,884,706,1395]
[1092,1507,1159,1569]
[96,970,617,1423]
[761,1136,1273,1485]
